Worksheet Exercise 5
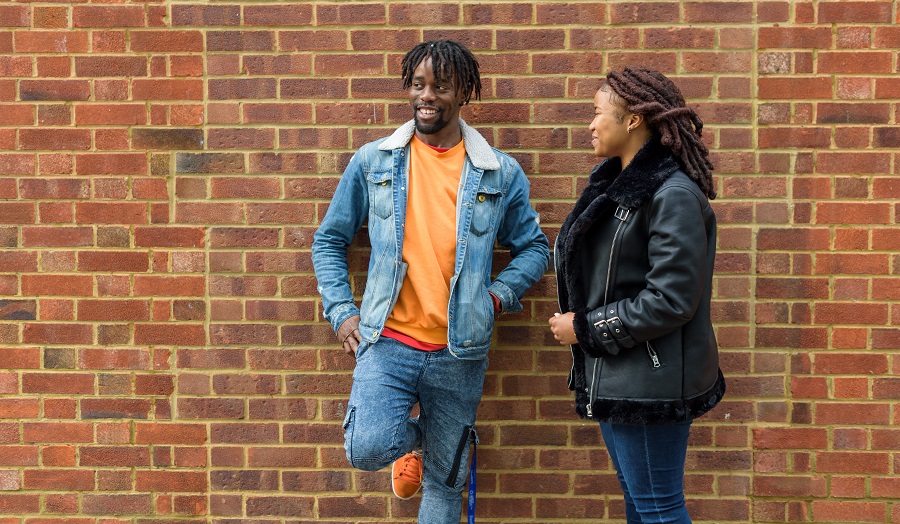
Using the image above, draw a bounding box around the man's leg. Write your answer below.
[343,338,425,471]
[599,421,693,524]
[416,349,489,524]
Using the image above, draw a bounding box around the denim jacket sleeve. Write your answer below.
[488,157,550,313]
[311,150,368,333]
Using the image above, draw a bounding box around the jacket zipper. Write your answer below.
[647,341,661,369]
[586,206,630,418]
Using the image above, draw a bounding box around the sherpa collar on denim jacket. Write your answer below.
[377,119,501,171]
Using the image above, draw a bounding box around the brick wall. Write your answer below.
[0,0,898,522]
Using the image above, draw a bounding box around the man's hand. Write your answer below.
[337,315,362,356]
[548,312,577,346]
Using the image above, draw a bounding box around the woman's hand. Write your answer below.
[548,312,577,346]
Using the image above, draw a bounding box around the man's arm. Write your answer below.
[489,161,550,314]
[311,151,369,334]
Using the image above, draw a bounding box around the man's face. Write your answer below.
[408,58,465,136]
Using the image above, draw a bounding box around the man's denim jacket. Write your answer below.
[312,119,550,360]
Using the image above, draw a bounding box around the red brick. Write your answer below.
[210,324,278,345]
[818,2,892,23]
[74,56,146,77]
[645,28,715,49]
[759,27,833,49]
[175,202,243,224]
[82,494,152,516]
[132,79,203,100]
[816,404,890,426]
[758,127,830,149]
[76,299,150,322]
[818,102,890,124]
[317,3,385,25]
[816,253,889,275]
[609,2,679,23]
[23,422,92,443]
[134,324,205,346]
[130,30,203,52]
[816,452,890,475]
[134,375,175,395]
[171,5,240,26]
[22,323,92,345]
[243,4,312,26]
[74,202,147,224]
[816,202,891,225]
[134,226,205,248]
[15,32,89,54]
[134,276,205,297]
[74,104,146,125]
[758,77,832,99]
[135,423,207,445]
[80,446,151,467]
[19,128,91,150]
[756,277,829,299]
[77,251,149,272]
[72,6,144,27]
[753,427,827,450]
[0,494,40,514]
[0,399,40,419]
[80,348,151,371]
[819,51,893,74]
[21,225,91,246]
[0,5,29,27]
[136,471,207,492]
[0,105,33,130]
[207,30,274,52]
[0,153,35,175]
[24,469,94,491]
[279,30,347,51]
[0,347,40,371]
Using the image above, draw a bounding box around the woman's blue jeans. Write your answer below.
[343,337,487,524]
[599,421,693,524]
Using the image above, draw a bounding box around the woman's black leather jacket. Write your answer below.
[555,136,726,424]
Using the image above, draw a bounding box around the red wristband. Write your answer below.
[489,292,501,315]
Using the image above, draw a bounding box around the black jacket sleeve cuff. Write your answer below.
[573,307,607,358]
[587,302,637,356]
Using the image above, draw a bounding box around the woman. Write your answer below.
[548,66,726,523]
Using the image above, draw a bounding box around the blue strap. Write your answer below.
[467,442,476,523]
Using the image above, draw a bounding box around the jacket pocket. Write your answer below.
[470,185,502,236]
[367,170,393,220]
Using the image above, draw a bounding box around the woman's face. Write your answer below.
[589,87,631,158]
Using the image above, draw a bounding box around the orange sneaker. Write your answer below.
[391,451,423,499]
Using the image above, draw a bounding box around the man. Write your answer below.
[312,40,549,522]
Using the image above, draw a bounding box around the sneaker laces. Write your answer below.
[395,452,422,482]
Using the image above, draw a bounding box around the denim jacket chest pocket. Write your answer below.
[367,169,394,220]
[470,185,503,236]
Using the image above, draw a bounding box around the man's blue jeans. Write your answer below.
[599,421,693,524]
[343,337,487,523]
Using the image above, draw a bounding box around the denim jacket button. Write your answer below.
[477,194,485,202]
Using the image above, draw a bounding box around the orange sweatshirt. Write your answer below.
[383,136,466,346]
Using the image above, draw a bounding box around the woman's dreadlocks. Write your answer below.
[401,40,481,105]
[605,67,716,199]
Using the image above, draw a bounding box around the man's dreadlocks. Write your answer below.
[401,40,481,105]
[605,66,716,199]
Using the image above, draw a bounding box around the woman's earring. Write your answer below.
[627,127,632,134]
